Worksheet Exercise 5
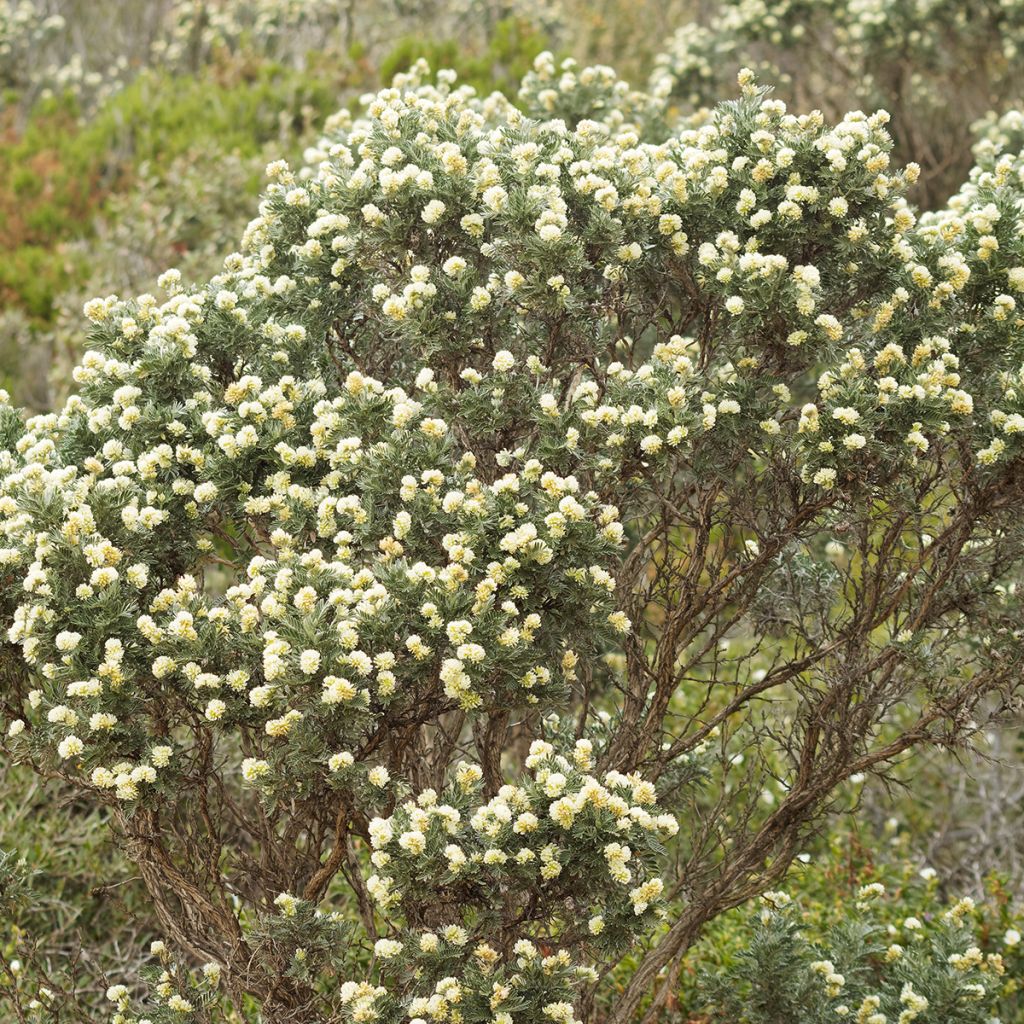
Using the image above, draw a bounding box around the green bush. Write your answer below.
[675,827,1024,1021]
[0,60,346,321]
[701,885,1014,1023]
[379,16,553,96]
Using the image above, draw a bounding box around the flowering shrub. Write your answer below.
[703,887,1013,1023]
[1,58,1024,1023]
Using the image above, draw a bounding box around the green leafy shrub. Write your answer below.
[672,824,1024,1020]
[702,886,1013,1023]
[0,60,342,322]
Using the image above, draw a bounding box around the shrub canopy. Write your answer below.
[1,59,1023,1023]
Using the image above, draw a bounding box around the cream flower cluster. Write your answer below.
[236,57,1021,499]
[2,353,629,790]
[365,737,676,911]
[348,738,678,1024]
[517,51,666,139]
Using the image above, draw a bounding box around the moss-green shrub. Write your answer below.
[0,59,347,321]
[379,16,552,96]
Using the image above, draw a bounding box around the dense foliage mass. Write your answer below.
[3,1,1024,1022]
[0,53,1023,1022]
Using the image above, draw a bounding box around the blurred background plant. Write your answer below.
[1,1,1024,1020]
[649,0,1024,207]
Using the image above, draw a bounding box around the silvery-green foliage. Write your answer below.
[1,58,1023,1023]
[705,889,1006,1024]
